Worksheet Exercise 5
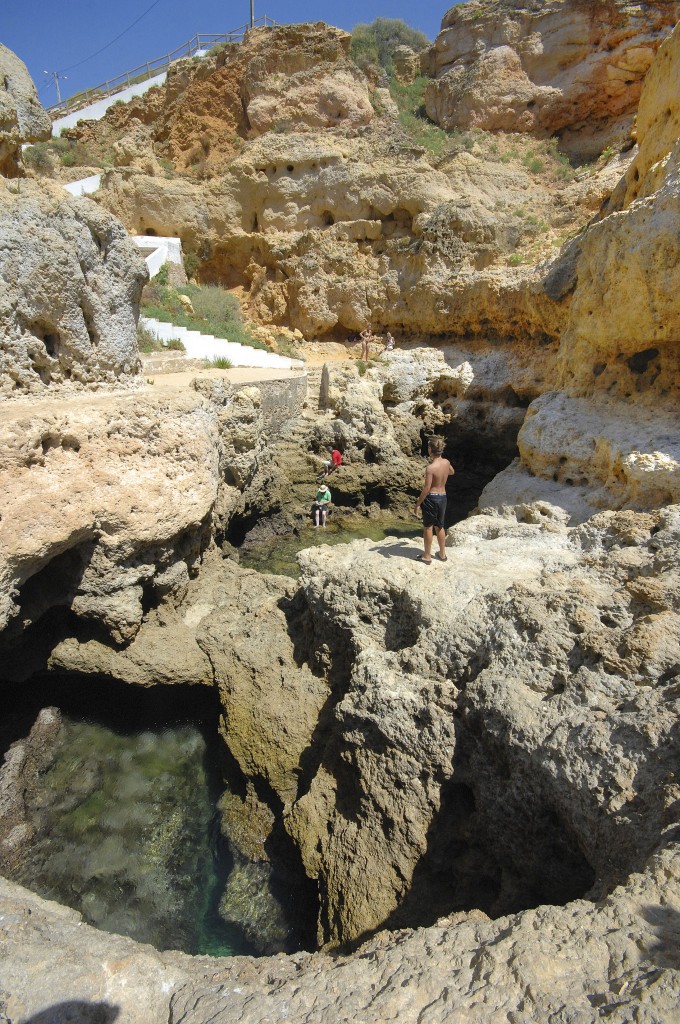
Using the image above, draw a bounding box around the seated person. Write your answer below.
[313,484,331,528]
[319,447,343,478]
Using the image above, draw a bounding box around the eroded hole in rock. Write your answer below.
[424,427,517,524]
[43,333,59,358]
[626,347,659,374]
[4,542,95,653]
[382,743,597,937]
[0,674,315,957]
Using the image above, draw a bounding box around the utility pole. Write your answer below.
[43,70,68,104]
[250,0,254,29]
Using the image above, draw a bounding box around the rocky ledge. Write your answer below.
[1,502,679,1022]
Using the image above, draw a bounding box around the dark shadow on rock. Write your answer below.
[640,903,680,970]
[19,1001,120,1024]
[371,541,419,560]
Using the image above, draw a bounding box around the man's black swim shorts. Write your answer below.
[422,493,447,529]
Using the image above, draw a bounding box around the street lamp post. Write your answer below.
[43,70,68,105]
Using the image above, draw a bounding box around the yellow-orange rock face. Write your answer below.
[426,0,680,159]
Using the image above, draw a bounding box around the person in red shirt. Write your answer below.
[319,446,342,479]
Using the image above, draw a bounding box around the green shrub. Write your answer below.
[351,18,430,74]
[61,151,76,167]
[183,252,200,279]
[389,76,453,159]
[356,358,367,376]
[141,282,266,351]
[23,143,53,173]
[166,338,185,351]
[154,263,169,286]
[274,334,302,360]
[137,324,164,353]
[206,356,233,369]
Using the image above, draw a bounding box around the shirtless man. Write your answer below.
[413,438,454,563]
[360,328,372,361]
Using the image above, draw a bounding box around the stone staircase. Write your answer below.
[140,316,304,370]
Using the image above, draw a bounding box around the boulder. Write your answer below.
[0,180,147,395]
[0,43,51,177]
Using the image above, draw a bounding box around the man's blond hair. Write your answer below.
[428,438,445,456]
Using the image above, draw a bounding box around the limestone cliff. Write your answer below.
[426,0,680,159]
[0,44,147,396]
[482,20,680,519]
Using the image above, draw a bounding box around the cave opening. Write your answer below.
[421,424,517,525]
[0,672,316,958]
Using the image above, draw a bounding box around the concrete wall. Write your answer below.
[52,72,167,136]
[63,174,102,196]
[256,375,308,434]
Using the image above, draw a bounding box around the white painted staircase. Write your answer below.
[140,316,304,370]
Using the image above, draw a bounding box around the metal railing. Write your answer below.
[48,18,277,117]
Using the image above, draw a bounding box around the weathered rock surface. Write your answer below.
[483,21,680,518]
[621,15,680,206]
[242,23,373,135]
[0,43,51,177]
[86,23,617,344]
[480,392,680,523]
[96,138,575,342]
[0,706,62,870]
[72,24,373,177]
[1,507,679,1021]
[0,179,147,395]
[426,0,680,159]
[197,561,328,806]
[0,387,220,667]
[1,843,679,1023]
[285,506,680,945]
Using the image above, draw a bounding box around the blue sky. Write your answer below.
[2,0,461,107]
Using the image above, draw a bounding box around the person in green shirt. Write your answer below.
[313,484,331,528]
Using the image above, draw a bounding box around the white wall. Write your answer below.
[52,71,167,135]
[63,174,102,196]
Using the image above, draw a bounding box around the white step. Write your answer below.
[140,317,303,370]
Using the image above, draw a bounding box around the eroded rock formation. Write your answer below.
[425,0,680,159]
[1,504,679,1021]
[0,11,679,1023]
[482,21,680,520]
[0,43,51,177]
[0,380,267,680]
[0,180,147,395]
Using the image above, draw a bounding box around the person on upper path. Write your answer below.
[413,437,454,564]
[313,483,331,528]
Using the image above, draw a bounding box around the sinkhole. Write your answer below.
[0,674,314,957]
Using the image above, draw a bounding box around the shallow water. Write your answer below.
[12,709,256,956]
[240,519,421,577]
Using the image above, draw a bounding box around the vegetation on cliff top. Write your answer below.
[350,18,430,74]
[141,280,267,351]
